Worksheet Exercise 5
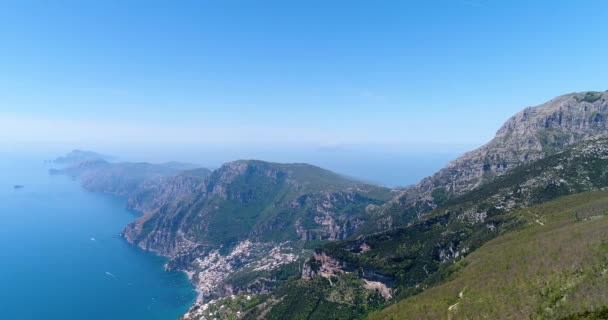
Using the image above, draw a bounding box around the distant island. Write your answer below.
[51,149,112,165]
[13,185,24,189]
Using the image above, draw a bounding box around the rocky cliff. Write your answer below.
[359,91,608,233]
[126,168,212,214]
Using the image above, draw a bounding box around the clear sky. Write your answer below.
[1,0,607,154]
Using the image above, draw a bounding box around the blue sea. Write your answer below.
[0,157,196,320]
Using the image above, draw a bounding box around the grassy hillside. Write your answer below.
[370,191,608,320]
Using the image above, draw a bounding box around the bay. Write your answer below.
[0,156,196,320]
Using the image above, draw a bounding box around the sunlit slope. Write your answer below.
[370,191,608,320]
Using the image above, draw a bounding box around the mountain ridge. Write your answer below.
[356,91,608,235]
[122,159,393,254]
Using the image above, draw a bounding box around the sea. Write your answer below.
[0,156,196,320]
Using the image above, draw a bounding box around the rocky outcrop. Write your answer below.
[290,191,376,240]
[437,136,608,225]
[361,91,608,232]
[301,252,345,280]
[363,280,392,300]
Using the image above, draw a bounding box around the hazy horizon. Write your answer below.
[8,143,466,188]
[3,0,608,187]
[3,1,607,154]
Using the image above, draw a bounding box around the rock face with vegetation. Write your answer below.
[121,160,392,312]
[358,91,608,233]
[122,160,392,255]
[126,168,213,215]
[368,191,608,320]
[54,91,608,320]
[234,136,608,320]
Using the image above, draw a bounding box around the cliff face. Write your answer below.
[122,160,392,257]
[127,168,211,214]
[360,91,608,232]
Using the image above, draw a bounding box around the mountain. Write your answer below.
[51,149,111,164]
[123,160,392,253]
[356,91,608,234]
[53,91,608,320]
[119,160,393,304]
[217,136,608,320]
[50,158,206,197]
[126,168,214,214]
[52,153,393,307]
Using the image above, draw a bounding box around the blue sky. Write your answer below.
[1,0,607,152]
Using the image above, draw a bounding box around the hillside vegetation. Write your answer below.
[238,137,608,319]
[370,191,608,319]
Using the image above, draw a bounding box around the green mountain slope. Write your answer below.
[370,191,608,320]
[123,160,393,254]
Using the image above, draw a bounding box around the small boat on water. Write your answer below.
[13,185,24,189]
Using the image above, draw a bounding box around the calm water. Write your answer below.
[0,157,196,320]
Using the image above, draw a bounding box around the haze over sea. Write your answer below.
[0,156,196,320]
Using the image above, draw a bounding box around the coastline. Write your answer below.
[64,176,201,319]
